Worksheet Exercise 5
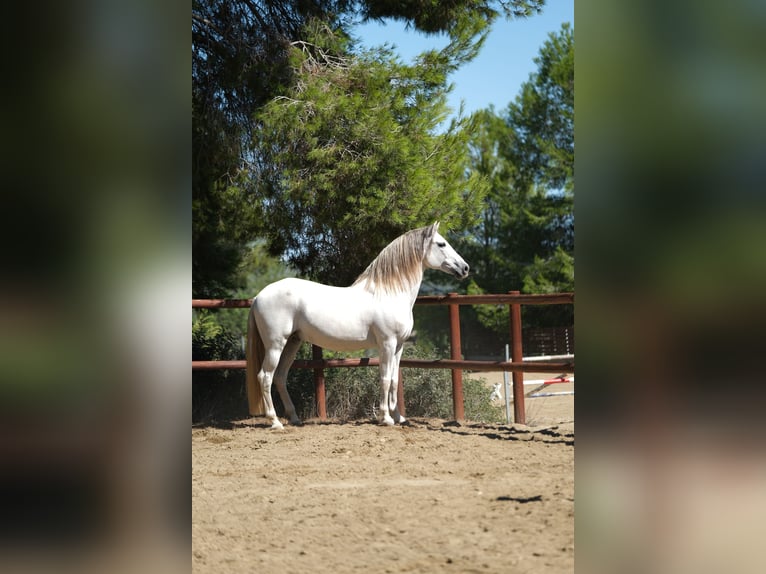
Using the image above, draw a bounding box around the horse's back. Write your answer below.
[255,277,312,303]
[255,277,344,309]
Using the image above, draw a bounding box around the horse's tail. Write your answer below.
[246,303,266,416]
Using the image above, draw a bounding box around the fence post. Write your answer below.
[396,370,405,418]
[448,293,465,421]
[509,290,525,425]
[312,344,327,420]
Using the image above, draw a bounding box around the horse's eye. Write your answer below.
[436,242,446,248]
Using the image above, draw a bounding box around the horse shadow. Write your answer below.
[192,397,574,446]
[407,418,575,445]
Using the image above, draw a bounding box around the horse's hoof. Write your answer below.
[289,418,303,427]
[270,420,285,430]
[379,417,395,426]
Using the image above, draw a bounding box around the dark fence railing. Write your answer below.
[192,292,574,425]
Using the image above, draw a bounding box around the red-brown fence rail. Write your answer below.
[192,292,574,425]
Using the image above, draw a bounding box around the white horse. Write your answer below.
[246,222,469,429]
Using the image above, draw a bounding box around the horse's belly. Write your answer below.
[298,318,374,351]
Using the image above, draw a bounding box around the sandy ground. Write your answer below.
[192,377,573,574]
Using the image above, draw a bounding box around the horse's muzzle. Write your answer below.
[446,262,470,279]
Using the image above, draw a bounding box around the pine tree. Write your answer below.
[192,0,547,294]
[464,22,574,330]
[251,22,488,285]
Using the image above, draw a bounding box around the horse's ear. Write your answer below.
[422,221,439,252]
[424,221,439,244]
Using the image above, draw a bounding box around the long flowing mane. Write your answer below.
[351,226,430,295]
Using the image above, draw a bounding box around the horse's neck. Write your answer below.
[351,265,424,307]
[403,267,424,308]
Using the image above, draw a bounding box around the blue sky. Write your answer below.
[351,2,574,118]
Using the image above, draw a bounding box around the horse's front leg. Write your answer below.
[389,344,405,425]
[377,340,398,426]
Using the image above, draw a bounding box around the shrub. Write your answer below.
[192,311,247,422]
[192,310,242,362]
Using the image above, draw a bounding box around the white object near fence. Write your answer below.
[503,344,512,425]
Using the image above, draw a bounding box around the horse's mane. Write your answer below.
[351,226,431,295]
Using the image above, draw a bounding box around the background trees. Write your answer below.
[192,0,547,295]
[192,2,573,335]
[192,0,332,295]
[462,22,574,331]
[251,22,487,285]
[193,1,562,422]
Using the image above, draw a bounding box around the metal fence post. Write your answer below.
[312,344,326,420]
[509,290,525,425]
[448,293,465,421]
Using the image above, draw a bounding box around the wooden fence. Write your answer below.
[192,291,574,425]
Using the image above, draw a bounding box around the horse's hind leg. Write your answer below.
[273,333,302,426]
[259,343,286,430]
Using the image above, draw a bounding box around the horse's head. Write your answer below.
[423,222,470,279]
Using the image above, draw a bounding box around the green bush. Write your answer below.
[192,310,247,422]
[192,310,242,362]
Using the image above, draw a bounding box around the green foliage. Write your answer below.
[509,22,574,193]
[523,245,574,294]
[233,241,298,296]
[193,0,547,294]
[192,242,296,382]
[466,278,510,334]
[411,305,451,356]
[192,1,300,296]
[192,310,242,362]
[192,0,555,423]
[252,21,487,284]
[192,309,247,423]
[360,0,544,34]
[463,23,574,332]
